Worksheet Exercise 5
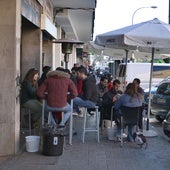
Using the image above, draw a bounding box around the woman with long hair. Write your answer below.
[21,68,42,125]
[115,83,143,142]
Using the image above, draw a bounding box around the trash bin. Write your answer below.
[42,125,64,156]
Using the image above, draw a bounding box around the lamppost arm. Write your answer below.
[132,6,157,25]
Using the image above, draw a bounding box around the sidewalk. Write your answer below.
[0,116,170,170]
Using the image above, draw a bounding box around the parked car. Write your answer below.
[144,76,170,110]
[144,86,158,106]
[162,111,170,137]
[151,80,170,122]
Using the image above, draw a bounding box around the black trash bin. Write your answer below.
[42,125,64,156]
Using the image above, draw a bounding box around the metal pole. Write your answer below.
[123,49,128,90]
[64,54,69,69]
[143,48,157,137]
[146,48,154,130]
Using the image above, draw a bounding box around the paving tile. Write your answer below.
[0,116,170,170]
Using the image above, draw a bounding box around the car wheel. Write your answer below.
[155,115,164,122]
[163,113,170,137]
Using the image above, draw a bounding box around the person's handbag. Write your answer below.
[133,132,148,149]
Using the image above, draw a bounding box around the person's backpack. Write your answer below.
[133,132,147,149]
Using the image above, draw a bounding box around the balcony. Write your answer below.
[52,0,96,43]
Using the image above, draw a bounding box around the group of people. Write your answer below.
[20,64,99,129]
[97,76,144,142]
[21,64,145,142]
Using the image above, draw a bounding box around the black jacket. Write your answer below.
[79,76,99,103]
[102,88,122,120]
[21,80,38,105]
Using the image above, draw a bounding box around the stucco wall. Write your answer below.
[0,0,21,155]
[21,19,41,80]
[42,39,52,68]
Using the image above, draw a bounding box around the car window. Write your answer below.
[157,82,170,95]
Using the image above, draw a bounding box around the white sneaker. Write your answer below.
[72,111,84,117]
[72,112,78,116]
[116,133,127,138]
[122,133,127,138]
[78,112,84,117]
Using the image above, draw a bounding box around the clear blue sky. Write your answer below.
[94,0,169,39]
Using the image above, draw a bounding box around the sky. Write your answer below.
[93,0,169,39]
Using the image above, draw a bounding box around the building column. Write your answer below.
[0,0,21,155]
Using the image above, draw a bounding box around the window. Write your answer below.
[157,82,170,95]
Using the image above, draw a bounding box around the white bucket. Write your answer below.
[107,127,116,140]
[102,120,115,129]
[25,136,40,152]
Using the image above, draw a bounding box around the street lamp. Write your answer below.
[132,6,157,25]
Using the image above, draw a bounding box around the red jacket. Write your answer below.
[37,70,78,107]
[77,79,83,95]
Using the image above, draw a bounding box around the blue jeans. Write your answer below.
[126,124,135,142]
[45,103,71,126]
[73,97,96,113]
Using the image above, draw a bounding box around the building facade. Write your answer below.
[0,0,96,155]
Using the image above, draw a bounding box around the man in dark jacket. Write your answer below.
[97,76,109,107]
[37,67,78,126]
[73,66,99,115]
[102,79,122,121]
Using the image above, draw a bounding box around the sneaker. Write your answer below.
[72,112,79,116]
[72,111,84,117]
[88,111,95,116]
[78,112,84,117]
[122,133,127,138]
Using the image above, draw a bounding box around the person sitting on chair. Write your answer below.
[73,66,99,116]
[115,83,143,142]
[20,68,42,127]
[97,76,109,108]
[37,67,78,128]
[102,79,122,122]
